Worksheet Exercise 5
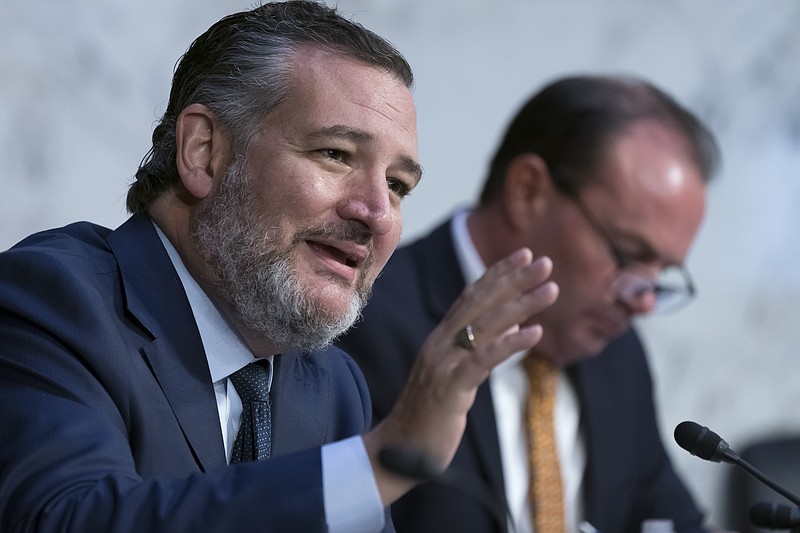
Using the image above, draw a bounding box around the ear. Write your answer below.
[501,153,553,232]
[174,103,231,200]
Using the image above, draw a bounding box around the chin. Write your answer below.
[583,336,612,359]
[312,283,354,307]
[561,334,611,365]
[311,286,365,325]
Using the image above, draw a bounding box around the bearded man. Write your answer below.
[0,2,557,532]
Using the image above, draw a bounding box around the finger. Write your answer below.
[405,249,557,396]
[446,278,557,365]
[471,278,559,342]
[438,279,558,386]
[443,251,552,331]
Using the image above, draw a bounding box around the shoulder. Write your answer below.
[365,218,456,311]
[0,223,137,370]
[5,221,113,250]
[2,221,115,271]
[380,218,452,278]
[0,222,119,312]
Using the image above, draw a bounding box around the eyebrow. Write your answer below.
[615,229,682,268]
[309,125,423,184]
[397,155,424,186]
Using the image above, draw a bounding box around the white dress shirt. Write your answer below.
[155,225,384,532]
[450,208,587,533]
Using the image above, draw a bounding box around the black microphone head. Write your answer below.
[674,421,736,463]
[750,502,800,529]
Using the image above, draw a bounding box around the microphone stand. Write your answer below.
[734,457,800,508]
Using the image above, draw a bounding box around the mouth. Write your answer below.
[590,314,629,339]
[305,238,369,279]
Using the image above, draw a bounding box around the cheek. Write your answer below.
[551,244,611,305]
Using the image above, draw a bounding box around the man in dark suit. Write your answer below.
[0,3,559,532]
[338,75,720,533]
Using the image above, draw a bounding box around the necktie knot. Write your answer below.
[524,356,559,403]
[229,360,271,403]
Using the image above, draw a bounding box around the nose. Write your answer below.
[620,289,658,315]
[613,272,658,316]
[337,171,394,236]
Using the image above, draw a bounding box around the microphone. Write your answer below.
[379,446,516,533]
[749,502,800,529]
[674,420,800,531]
[674,421,800,507]
[673,420,741,464]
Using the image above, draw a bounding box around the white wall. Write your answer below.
[2,0,799,528]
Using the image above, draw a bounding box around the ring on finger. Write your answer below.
[454,324,476,351]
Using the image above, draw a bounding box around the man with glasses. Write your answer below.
[548,167,698,315]
[338,75,719,533]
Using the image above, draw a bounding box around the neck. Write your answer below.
[466,205,521,268]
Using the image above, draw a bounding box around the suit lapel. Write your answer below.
[269,350,331,456]
[467,382,507,502]
[415,221,466,320]
[416,220,508,502]
[567,359,625,531]
[108,215,226,471]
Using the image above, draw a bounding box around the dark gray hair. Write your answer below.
[480,75,720,205]
[127,0,413,213]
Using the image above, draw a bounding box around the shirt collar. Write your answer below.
[451,207,486,285]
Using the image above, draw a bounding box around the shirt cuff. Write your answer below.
[322,435,385,533]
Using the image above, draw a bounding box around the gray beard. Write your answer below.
[191,157,370,353]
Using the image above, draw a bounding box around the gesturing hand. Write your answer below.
[363,248,559,504]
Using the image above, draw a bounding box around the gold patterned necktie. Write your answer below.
[524,356,565,533]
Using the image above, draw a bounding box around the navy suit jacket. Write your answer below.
[337,218,706,533]
[0,214,391,532]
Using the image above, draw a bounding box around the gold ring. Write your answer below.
[454,324,476,351]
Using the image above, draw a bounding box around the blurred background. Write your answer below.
[2,0,799,529]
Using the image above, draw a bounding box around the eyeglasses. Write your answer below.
[549,168,696,313]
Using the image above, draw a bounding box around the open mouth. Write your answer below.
[307,241,360,268]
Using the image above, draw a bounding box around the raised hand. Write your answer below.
[363,248,559,504]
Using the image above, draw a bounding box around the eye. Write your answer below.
[616,250,638,269]
[617,248,663,276]
[319,148,347,163]
[387,177,412,199]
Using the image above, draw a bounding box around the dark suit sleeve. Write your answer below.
[0,235,375,532]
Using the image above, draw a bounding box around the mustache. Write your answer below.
[294,221,374,248]
[293,220,376,276]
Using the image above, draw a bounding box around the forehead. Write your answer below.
[599,120,704,199]
[273,47,418,151]
[583,120,707,262]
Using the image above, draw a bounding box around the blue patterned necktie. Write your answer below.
[229,360,272,463]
